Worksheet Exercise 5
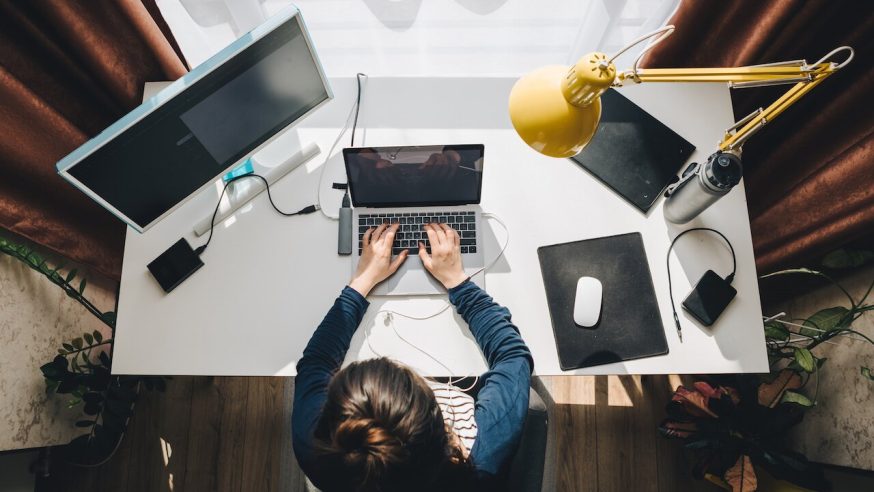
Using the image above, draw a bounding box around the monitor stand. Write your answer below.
[191,141,321,237]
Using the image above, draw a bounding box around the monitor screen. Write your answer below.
[344,144,484,207]
[62,10,329,230]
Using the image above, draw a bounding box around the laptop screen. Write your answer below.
[344,144,484,207]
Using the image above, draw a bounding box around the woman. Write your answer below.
[292,222,533,491]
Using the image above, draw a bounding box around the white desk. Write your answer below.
[113,77,767,376]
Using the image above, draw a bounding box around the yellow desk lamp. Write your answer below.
[508,26,854,222]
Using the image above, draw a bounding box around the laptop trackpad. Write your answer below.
[390,255,443,295]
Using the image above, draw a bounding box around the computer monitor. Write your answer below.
[56,7,331,233]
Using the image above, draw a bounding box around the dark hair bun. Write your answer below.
[313,358,456,490]
[335,418,404,469]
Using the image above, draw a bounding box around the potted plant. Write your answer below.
[1,235,166,466]
[660,248,874,491]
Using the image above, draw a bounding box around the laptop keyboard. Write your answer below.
[358,211,477,256]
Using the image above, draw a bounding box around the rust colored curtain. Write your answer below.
[644,0,873,274]
[0,0,187,281]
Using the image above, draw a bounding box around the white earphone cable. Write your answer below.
[317,78,366,220]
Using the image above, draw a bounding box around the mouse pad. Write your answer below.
[569,89,695,213]
[537,232,668,370]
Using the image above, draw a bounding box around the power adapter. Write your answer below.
[681,270,736,326]
[335,183,353,255]
[147,238,204,293]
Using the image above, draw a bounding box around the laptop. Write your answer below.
[344,144,486,295]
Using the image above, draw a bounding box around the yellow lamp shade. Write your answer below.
[508,53,617,158]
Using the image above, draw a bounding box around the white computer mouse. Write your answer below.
[573,276,603,327]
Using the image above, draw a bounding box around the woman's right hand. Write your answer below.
[418,223,468,289]
[350,223,408,296]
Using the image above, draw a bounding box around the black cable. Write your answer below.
[350,73,367,147]
[666,227,737,341]
[194,173,319,256]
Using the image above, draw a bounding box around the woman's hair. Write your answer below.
[312,357,471,492]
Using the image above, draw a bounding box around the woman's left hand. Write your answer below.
[349,223,408,296]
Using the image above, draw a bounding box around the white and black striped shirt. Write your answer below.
[427,380,478,453]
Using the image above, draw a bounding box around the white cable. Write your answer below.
[763,315,867,342]
[808,46,854,70]
[471,212,510,280]
[317,85,362,220]
[604,25,675,83]
[607,25,674,64]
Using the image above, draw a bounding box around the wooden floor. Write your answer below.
[39,375,716,492]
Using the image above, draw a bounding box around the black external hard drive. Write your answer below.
[147,238,204,293]
[682,270,737,326]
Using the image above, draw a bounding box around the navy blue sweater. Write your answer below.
[292,280,533,489]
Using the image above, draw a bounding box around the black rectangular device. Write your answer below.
[147,239,204,293]
[682,270,737,326]
[343,144,484,208]
[569,89,695,213]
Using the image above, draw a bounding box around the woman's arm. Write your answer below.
[292,286,368,473]
[292,223,408,476]
[418,223,533,478]
[449,281,532,478]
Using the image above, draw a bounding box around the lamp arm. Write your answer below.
[612,46,853,152]
[719,73,827,151]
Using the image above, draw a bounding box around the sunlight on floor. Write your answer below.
[541,375,643,407]
[540,376,596,405]
[606,375,640,407]
[160,437,172,465]
[540,375,687,407]
[160,437,175,491]
[668,374,684,392]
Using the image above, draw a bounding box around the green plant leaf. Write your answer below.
[764,321,789,341]
[101,312,117,327]
[72,337,83,350]
[822,248,874,269]
[98,351,111,368]
[781,390,814,407]
[80,351,92,368]
[78,278,87,295]
[58,348,67,355]
[65,268,78,283]
[45,379,59,393]
[41,361,64,380]
[84,333,94,345]
[862,367,874,381]
[801,307,850,337]
[794,348,815,373]
[63,343,75,352]
[93,330,103,343]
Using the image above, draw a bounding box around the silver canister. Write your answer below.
[664,151,743,224]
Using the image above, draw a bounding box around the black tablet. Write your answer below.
[570,89,695,213]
